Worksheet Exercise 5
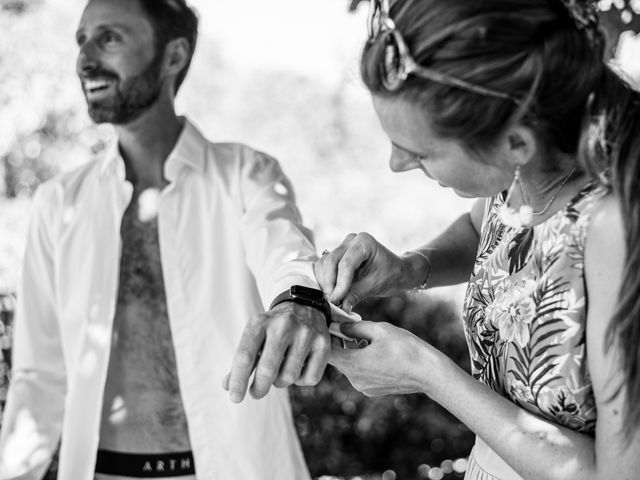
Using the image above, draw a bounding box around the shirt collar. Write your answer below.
[99,117,207,182]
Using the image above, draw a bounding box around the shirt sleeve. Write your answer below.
[0,183,66,480]
[238,147,319,311]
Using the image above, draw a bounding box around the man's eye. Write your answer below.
[102,31,120,44]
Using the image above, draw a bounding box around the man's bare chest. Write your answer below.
[99,195,190,452]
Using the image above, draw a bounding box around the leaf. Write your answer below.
[533,375,564,401]
[511,356,528,378]
[507,368,527,384]
[472,358,485,372]
[508,228,534,274]
[530,360,559,386]
[531,343,559,360]
[531,327,565,346]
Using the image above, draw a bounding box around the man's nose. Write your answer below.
[76,41,99,77]
[389,144,420,173]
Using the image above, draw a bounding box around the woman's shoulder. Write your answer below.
[584,191,625,276]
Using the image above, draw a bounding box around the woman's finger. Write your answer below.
[315,234,357,297]
[338,320,382,342]
[331,242,370,303]
[341,289,362,313]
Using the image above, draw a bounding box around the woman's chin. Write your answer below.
[451,188,477,199]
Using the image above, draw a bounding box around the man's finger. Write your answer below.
[274,332,312,388]
[228,321,266,403]
[222,372,230,391]
[295,335,331,386]
[249,335,289,399]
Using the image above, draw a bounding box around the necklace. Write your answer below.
[519,166,577,216]
[500,166,578,228]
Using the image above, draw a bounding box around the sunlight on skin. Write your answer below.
[108,395,128,425]
[515,410,585,477]
[0,408,50,473]
[137,188,161,223]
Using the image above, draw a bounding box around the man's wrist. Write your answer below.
[270,285,331,327]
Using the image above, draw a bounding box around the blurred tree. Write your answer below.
[0,0,42,14]
[0,1,108,199]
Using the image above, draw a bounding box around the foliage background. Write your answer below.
[0,0,638,479]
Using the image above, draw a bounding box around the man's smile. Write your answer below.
[83,77,117,100]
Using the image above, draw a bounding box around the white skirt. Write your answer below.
[464,437,524,480]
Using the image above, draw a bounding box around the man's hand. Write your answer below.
[223,302,330,403]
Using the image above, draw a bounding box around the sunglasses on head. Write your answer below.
[367,0,520,103]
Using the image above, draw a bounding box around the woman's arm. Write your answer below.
[404,197,484,289]
[330,194,640,480]
[315,198,484,311]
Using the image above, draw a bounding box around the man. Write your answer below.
[0,0,331,478]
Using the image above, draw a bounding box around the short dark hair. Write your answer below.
[137,0,199,94]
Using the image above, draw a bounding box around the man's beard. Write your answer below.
[83,51,164,125]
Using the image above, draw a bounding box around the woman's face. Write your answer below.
[372,95,513,198]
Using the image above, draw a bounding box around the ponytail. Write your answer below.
[580,66,640,439]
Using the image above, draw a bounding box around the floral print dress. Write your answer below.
[462,183,607,479]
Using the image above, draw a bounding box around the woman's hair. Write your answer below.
[137,0,199,94]
[361,0,640,437]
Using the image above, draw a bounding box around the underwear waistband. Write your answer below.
[95,449,195,478]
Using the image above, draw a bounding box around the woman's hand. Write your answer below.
[315,233,420,312]
[329,320,451,397]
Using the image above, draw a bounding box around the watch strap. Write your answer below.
[270,286,332,327]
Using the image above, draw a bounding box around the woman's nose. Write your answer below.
[389,144,420,173]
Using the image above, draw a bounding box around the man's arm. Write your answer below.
[0,184,66,480]
[225,149,330,402]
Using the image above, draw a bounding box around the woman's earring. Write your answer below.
[498,166,533,228]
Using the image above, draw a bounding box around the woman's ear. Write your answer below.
[502,125,538,168]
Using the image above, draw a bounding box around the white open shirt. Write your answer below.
[0,119,316,480]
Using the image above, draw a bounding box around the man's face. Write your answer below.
[76,0,165,125]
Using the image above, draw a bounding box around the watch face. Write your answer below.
[290,285,325,301]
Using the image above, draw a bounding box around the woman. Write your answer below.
[314,0,640,478]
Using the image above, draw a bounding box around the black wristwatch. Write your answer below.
[269,285,332,327]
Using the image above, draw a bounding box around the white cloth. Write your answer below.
[0,119,317,480]
[465,437,525,480]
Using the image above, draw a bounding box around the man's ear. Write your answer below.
[162,37,190,78]
[502,125,538,168]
